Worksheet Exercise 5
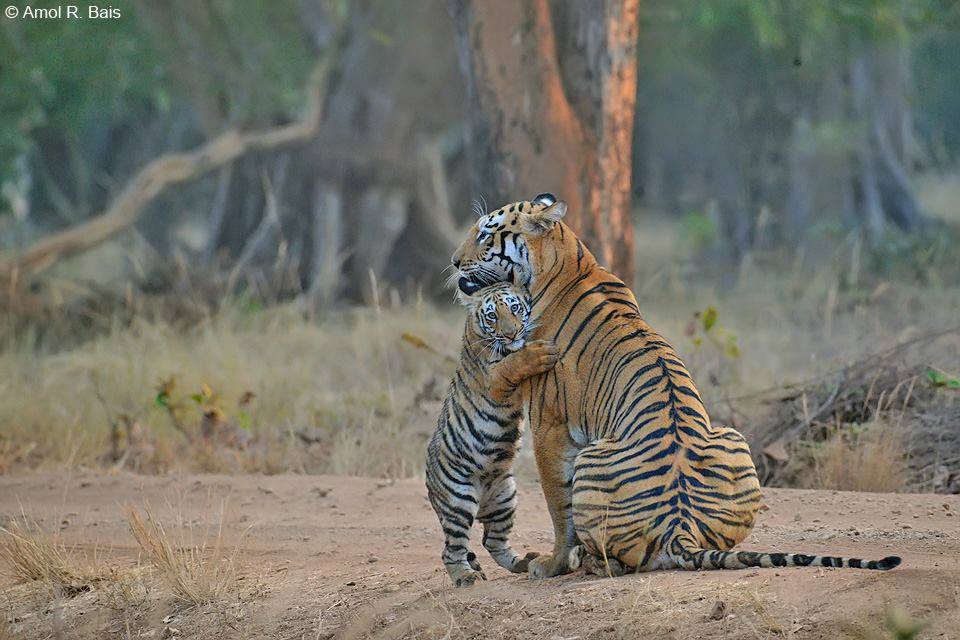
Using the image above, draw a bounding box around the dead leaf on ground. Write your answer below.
[708,600,727,621]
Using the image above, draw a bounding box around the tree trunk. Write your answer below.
[450,0,639,285]
[850,50,925,243]
[351,187,410,302]
[785,112,815,242]
[851,55,887,244]
[307,181,344,304]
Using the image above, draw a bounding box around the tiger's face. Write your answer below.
[452,193,567,295]
[461,282,534,361]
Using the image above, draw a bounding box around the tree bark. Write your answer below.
[450,0,639,285]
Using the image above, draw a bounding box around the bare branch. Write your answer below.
[0,59,335,281]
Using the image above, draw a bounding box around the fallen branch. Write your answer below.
[0,59,334,281]
[704,323,960,406]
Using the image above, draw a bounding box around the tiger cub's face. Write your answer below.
[451,193,567,296]
[461,282,533,362]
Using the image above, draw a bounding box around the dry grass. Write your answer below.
[0,516,108,596]
[127,504,246,606]
[0,502,267,639]
[374,576,796,640]
[1,216,958,481]
[0,438,28,475]
[812,420,909,493]
[608,577,792,639]
[842,605,933,640]
[0,301,459,476]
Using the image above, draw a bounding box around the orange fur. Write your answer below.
[453,197,761,576]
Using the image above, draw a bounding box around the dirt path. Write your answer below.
[1,472,959,639]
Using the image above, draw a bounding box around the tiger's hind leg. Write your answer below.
[466,551,483,573]
[478,473,539,573]
[442,530,486,587]
[433,486,486,587]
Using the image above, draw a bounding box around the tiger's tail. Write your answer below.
[669,536,901,571]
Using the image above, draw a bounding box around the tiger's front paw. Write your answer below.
[581,553,630,578]
[528,552,573,579]
[512,551,541,573]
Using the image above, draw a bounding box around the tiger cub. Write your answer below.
[426,282,558,587]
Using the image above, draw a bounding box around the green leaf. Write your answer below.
[927,369,960,389]
[155,392,169,408]
[236,411,252,431]
[190,393,204,404]
[681,211,717,249]
[702,307,718,332]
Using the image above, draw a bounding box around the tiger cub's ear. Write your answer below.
[455,288,483,308]
[521,200,567,235]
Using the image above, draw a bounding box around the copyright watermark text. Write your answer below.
[4,5,121,20]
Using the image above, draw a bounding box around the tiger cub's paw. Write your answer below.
[510,340,560,379]
[451,567,486,588]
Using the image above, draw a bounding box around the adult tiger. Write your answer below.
[426,282,558,586]
[452,193,901,577]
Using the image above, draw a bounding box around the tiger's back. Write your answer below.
[568,318,761,570]
[525,273,761,571]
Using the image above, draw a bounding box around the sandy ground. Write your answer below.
[1,472,959,639]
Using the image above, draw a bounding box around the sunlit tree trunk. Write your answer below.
[450,0,639,285]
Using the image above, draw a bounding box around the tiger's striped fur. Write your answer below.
[451,194,901,577]
[425,282,558,587]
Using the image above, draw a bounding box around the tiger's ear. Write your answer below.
[521,200,567,235]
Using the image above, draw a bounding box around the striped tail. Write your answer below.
[669,537,901,571]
